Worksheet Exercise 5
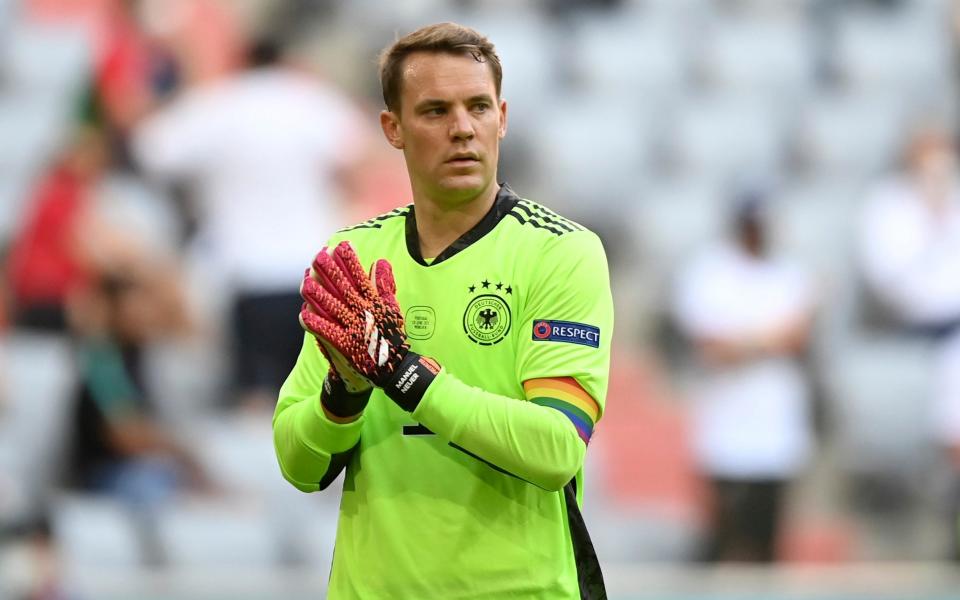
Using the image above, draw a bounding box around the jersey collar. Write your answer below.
[405,183,520,267]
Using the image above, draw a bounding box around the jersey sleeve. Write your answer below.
[273,332,364,492]
[412,231,614,490]
[272,229,377,493]
[413,372,586,491]
[515,231,614,418]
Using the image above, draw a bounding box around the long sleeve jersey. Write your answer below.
[274,184,613,599]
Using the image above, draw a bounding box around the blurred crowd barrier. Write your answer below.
[2,0,960,598]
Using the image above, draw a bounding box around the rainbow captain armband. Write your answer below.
[523,377,599,444]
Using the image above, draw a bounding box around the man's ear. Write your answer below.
[498,99,507,139]
[380,110,404,149]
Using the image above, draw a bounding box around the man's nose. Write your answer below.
[449,107,475,140]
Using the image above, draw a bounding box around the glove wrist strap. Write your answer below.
[383,352,440,412]
[321,373,372,419]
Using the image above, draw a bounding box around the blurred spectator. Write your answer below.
[935,332,960,561]
[131,36,372,410]
[0,268,9,333]
[88,0,169,137]
[5,127,108,333]
[859,126,960,336]
[2,0,959,591]
[26,0,241,134]
[64,267,201,502]
[62,263,207,565]
[139,0,243,86]
[858,125,960,559]
[672,187,818,562]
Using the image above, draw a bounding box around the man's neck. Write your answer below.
[413,182,500,259]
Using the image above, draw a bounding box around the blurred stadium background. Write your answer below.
[3,0,960,598]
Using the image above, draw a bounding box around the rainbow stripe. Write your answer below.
[523,377,599,445]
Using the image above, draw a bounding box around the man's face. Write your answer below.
[381,51,507,206]
[910,135,958,207]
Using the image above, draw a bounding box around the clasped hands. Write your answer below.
[299,241,410,394]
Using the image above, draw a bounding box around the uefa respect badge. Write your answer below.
[532,320,600,348]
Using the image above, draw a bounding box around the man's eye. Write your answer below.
[472,103,489,113]
[427,107,446,116]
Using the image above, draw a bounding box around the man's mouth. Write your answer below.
[446,154,480,165]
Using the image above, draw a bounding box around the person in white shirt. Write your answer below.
[132,38,370,409]
[672,188,818,562]
[859,127,960,335]
[858,126,960,559]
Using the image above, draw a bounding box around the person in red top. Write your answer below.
[6,127,107,331]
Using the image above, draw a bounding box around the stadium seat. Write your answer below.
[0,334,76,513]
[532,93,661,210]
[775,177,864,276]
[826,337,936,474]
[572,10,692,106]
[0,20,92,98]
[52,493,145,569]
[0,95,70,178]
[156,498,280,567]
[295,499,341,571]
[774,177,869,354]
[0,0,13,36]
[0,443,32,530]
[140,340,224,429]
[192,413,294,498]
[641,0,713,23]
[932,331,960,446]
[337,0,459,30]
[631,175,727,276]
[667,92,789,181]
[794,92,906,179]
[191,412,344,566]
[698,15,815,101]
[832,6,953,102]
[0,175,32,245]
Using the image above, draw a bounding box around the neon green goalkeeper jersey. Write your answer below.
[274,184,613,599]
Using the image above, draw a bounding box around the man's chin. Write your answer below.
[435,175,490,198]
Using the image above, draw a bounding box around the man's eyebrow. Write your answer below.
[414,98,448,110]
[414,94,495,111]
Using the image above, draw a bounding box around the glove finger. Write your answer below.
[308,321,337,367]
[332,241,379,300]
[303,307,375,381]
[372,259,401,315]
[299,305,350,353]
[312,246,359,303]
[301,275,353,325]
[303,307,348,366]
[300,270,333,320]
[309,262,341,301]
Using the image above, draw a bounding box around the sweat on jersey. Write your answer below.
[273,184,614,599]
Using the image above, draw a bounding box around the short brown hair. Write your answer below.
[378,22,502,112]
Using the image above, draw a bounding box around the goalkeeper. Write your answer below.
[273,22,613,599]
